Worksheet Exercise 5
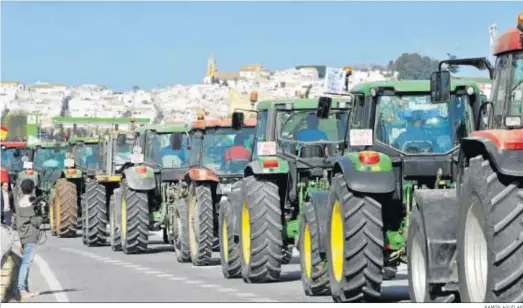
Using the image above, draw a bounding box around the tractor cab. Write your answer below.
[0,141,31,182]
[69,137,101,172]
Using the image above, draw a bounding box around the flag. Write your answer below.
[0,126,7,141]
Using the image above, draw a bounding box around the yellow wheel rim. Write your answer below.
[223,217,228,262]
[241,201,251,265]
[331,200,344,282]
[121,196,127,238]
[303,223,312,279]
[55,196,61,231]
[49,197,55,231]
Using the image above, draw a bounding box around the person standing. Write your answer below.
[1,170,14,226]
[16,179,42,299]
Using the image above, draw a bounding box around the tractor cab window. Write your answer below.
[277,109,349,157]
[202,127,255,174]
[114,134,133,166]
[34,147,67,169]
[508,51,523,116]
[73,143,99,169]
[375,94,472,154]
[1,148,31,173]
[189,130,204,166]
[146,132,189,168]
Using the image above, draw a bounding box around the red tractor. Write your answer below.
[409,13,523,303]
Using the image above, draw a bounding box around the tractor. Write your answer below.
[324,76,489,302]
[223,96,351,289]
[408,13,523,303]
[17,141,82,237]
[0,141,30,185]
[112,123,190,254]
[171,117,257,267]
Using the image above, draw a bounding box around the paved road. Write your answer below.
[20,228,410,303]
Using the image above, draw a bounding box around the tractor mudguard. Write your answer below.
[308,190,330,254]
[245,157,289,176]
[462,133,523,177]
[16,171,39,187]
[186,167,219,182]
[335,156,395,194]
[62,168,83,179]
[123,166,156,190]
[414,189,459,284]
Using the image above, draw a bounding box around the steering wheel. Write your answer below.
[402,140,433,153]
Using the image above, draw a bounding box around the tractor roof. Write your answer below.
[0,141,27,148]
[28,141,69,148]
[257,96,352,111]
[135,123,189,135]
[191,118,256,130]
[68,137,100,144]
[352,79,484,94]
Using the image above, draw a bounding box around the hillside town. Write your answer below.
[0,56,399,127]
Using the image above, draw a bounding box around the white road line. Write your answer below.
[184,280,203,284]
[250,298,280,302]
[216,287,238,293]
[168,277,187,281]
[235,293,257,298]
[200,284,220,288]
[191,265,221,269]
[156,274,173,278]
[15,243,69,302]
[144,270,162,275]
[134,267,151,271]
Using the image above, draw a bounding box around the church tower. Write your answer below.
[206,54,217,78]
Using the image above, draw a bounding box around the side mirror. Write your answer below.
[316,96,332,119]
[232,112,244,130]
[171,134,183,151]
[476,101,493,130]
[430,71,451,104]
[116,134,126,146]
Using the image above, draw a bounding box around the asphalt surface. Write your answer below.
[19,227,410,303]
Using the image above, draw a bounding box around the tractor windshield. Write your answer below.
[277,109,349,157]
[34,147,67,169]
[202,127,255,174]
[375,94,473,154]
[146,132,189,168]
[1,148,31,173]
[507,51,523,117]
[73,143,100,169]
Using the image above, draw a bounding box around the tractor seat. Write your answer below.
[299,145,324,158]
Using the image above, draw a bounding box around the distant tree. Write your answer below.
[131,85,140,92]
[389,53,439,80]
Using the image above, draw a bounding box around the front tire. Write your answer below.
[239,176,283,283]
[187,183,214,266]
[120,181,149,254]
[173,199,191,263]
[457,155,523,302]
[54,179,78,238]
[327,174,384,302]
[219,196,241,278]
[84,180,108,246]
[110,189,122,251]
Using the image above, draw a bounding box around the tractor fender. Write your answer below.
[334,156,395,194]
[123,166,156,190]
[413,188,459,284]
[308,190,330,254]
[461,136,523,177]
[62,168,83,179]
[245,157,289,176]
[16,171,39,187]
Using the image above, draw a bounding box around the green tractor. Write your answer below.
[77,130,135,248]
[223,97,351,289]
[171,118,257,267]
[17,141,83,237]
[324,71,490,302]
[112,124,190,254]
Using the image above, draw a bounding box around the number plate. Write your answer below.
[131,153,144,164]
[349,129,373,146]
[23,161,33,170]
[257,141,276,156]
[64,158,75,168]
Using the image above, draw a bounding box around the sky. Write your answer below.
[1,1,521,91]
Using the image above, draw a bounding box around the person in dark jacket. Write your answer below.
[1,170,14,226]
[16,179,42,299]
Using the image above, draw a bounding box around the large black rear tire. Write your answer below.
[84,180,108,246]
[120,181,149,254]
[188,183,214,266]
[457,155,523,302]
[327,174,384,302]
[54,179,78,238]
[239,176,283,283]
[300,201,330,296]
